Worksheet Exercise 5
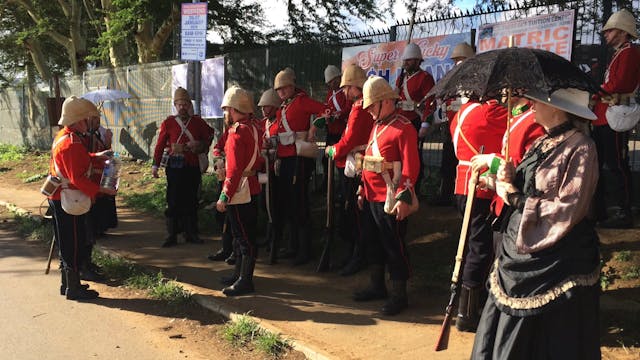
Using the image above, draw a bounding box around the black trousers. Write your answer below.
[276,156,313,235]
[364,200,411,280]
[440,138,457,201]
[227,198,258,258]
[165,165,201,219]
[592,124,632,216]
[49,199,89,272]
[456,196,494,288]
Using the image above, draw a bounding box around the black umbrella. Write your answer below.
[427,47,601,101]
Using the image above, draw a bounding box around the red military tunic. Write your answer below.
[362,112,419,202]
[48,128,100,201]
[451,100,508,199]
[493,105,545,215]
[332,99,374,168]
[324,88,352,136]
[212,128,228,158]
[81,127,112,185]
[395,70,435,122]
[221,118,262,201]
[275,90,328,158]
[593,42,640,126]
[153,114,215,167]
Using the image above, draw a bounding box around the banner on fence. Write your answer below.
[200,57,225,118]
[341,32,472,87]
[172,57,225,118]
[476,10,575,60]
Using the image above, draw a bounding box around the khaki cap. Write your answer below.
[324,65,342,83]
[451,42,475,60]
[603,9,638,39]
[174,87,191,103]
[274,70,295,90]
[258,88,282,108]
[340,64,367,89]
[58,96,100,126]
[221,86,254,114]
[362,76,399,109]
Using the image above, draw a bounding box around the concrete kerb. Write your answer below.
[0,200,333,360]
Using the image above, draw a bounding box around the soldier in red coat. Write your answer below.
[396,43,436,189]
[257,88,283,264]
[207,125,234,263]
[592,9,640,228]
[450,98,508,331]
[273,69,328,265]
[47,96,117,300]
[216,86,263,296]
[471,97,545,226]
[325,64,375,276]
[352,76,419,316]
[152,87,215,247]
[431,42,475,206]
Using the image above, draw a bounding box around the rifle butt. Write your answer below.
[434,312,453,351]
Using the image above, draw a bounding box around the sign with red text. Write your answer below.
[476,10,575,60]
[181,2,208,61]
[341,32,472,87]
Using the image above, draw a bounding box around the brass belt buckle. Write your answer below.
[363,156,384,173]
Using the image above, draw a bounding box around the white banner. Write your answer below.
[476,10,575,60]
[201,57,225,118]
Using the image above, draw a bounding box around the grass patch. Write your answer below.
[222,314,291,357]
[120,179,167,217]
[0,144,27,162]
[621,265,640,280]
[19,172,47,183]
[614,250,632,262]
[13,212,54,243]
[92,251,192,306]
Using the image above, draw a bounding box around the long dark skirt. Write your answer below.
[471,284,600,360]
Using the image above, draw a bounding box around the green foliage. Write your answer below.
[13,212,53,243]
[20,173,47,183]
[621,265,640,281]
[614,250,632,262]
[222,314,291,357]
[222,314,261,346]
[254,330,291,358]
[93,251,192,305]
[120,179,167,216]
[0,144,27,162]
[600,263,616,290]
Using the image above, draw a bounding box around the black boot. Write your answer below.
[162,217,178,247]
[208,228,233,260]
[60,270,88,295]
[293,228,311,266]
[80,244,104,281]
[185,216,203,244]
[381,280,408,316]
[222,256,256,296]
[339,240,366,276]
[353,265,388,301]
[456,284,483,332]
[65,269,99,300]
[220,255,242,286]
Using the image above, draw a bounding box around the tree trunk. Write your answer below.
[24,38,51,81]
[134,3,179,63]
[101,0,127,67]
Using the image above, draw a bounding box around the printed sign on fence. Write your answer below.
[341,33,472,88]
[476,10,575,60]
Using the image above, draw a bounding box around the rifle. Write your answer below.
[45,234,56,275]
[316,156,334,272]
[434,168,480,351]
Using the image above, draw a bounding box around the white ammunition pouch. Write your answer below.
[398,100,416,111]
[606,96,640,132]
[60,188,91,215]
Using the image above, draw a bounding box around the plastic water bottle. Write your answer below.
[100,152,122,190]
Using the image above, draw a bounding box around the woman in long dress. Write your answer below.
[471,88,601,359]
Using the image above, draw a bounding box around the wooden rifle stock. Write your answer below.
[435,168,480,351]
[45,234,56,275]
[316,156,334,272]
